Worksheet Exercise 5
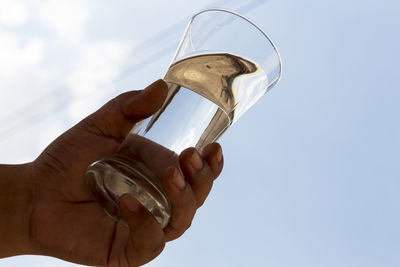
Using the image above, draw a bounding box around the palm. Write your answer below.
[30,124,134,266]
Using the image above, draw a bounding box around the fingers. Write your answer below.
[79,79,168,140]
[118,143,224,250]
[118,134,178,178]
[120,79,168,121]
[163,143,224,241]
[201,143,224,179]
[119,194,166,265]
[162,167,197,241]
[179,143,224,208]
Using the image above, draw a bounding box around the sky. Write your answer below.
[1,0,400,266]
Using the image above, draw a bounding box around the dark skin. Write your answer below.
[0,80,224,266]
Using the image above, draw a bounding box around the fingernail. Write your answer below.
[191,151,204,171]
[217,147,223,163]
[122,79,167,108]
[172,168,186,191]
[123,194,141,212]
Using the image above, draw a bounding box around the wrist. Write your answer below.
[0,163,34,258]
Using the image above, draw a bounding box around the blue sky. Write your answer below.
[0,0,399,266]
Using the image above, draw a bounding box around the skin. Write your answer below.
[0,79,224,266]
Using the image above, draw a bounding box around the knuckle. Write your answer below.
[138,239,165,259]
[196,198,205,208]
[190,166,214,186]
[203,167,216,182]
[133,227,166,258]
[168,221,192,241]
[170,199,197,229]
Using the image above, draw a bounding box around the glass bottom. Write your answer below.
[85,157,171,228]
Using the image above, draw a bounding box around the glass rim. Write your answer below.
[189,8,282,87]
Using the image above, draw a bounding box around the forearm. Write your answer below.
[0,163,33,258]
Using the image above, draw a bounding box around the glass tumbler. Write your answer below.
[86,8,282,228]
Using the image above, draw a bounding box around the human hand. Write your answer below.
[9,80,223,266]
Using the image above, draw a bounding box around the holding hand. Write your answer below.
[0,80,224,267]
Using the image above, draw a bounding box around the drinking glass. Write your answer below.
[86,8,282,228]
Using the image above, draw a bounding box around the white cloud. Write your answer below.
[0,0,134,149]
[0,0,30,26]
[38,0,89,44]
[67,40,131,119]
[0,30,44,80]
[68,41,130,94]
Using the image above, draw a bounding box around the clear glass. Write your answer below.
[86,8,282,228]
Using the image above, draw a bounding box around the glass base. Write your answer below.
[85,157,171,228]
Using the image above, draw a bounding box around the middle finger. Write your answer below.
[179,147,216,207]
[162,166,197,241]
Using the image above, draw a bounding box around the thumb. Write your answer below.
[79,79,168,140]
